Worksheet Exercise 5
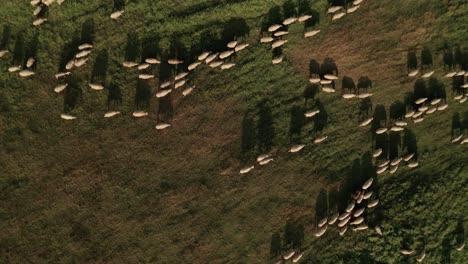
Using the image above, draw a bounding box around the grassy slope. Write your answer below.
[0,0,467,263]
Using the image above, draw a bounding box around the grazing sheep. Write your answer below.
[205,53,219,63]
[389,166,398,174]
[33,6,42,16]
[182,86,195,96]
[372,148,382,158]
[461,138,468,144]
[445,72,457,78]
[346,201,355,212]
[298,15,312,22]
[289,144,305,153]
[403,153,414,161]
[328,213,339,225]
[430,98,441,105]
[390,126,404,132]
[362,178,373,190]
[412,111,423,118]
[60,114,76,120]
[360,117,373,127]
[156,89,172,98]
[160,81,171,89]
[78,43,93,50]
[283,17,297,25]
[322,87,336,93]
[375,226,383,236]
[31,0,40,5]
[304,30,320,38]
[175,72,189,81]
[338,216,351,227]
[257,154,270,162]
[451,134,463,143]
[405,111,415,118]
[422,71,434,78]
[55,71,71,79]
[418,106,428,112]
[357,93,372,98]
[8,66,21,72]
[89,83,104,91]
[408,161,419,168]
[240,165,254,174]
[54,84,68,93]
[454,94,463,100]
[353,208,365,218]
[318,217,328,227]
[400,249,415,255]
[137,63,150,70]
[376,128,388,134]
[338,212,350,220]
[314,225,328,237]
[456,70,466,76]
[413,117,424,123]
[104,111,120,118]
[19,70,35,77]
[132,111,148,117]
[408,70,419,77]
[353,223,368,231]
[221,63,236,70]
[327,6,343,14]
[65,60,75,70]
[33,18,47,26]
[314,136,328,144]
[122,61,138,68]
[110,10,124,19]
[456,242,465,251]
[342,93,356,99]
[145,58,161,64]
[396,121,407,126]
[415,98,428,104]
[378,160,390,167]
[234,43,249,52]
[268,24,282,32]
[332,12,346,20]
[75,50,92,59]
[274,31,289,37]
[227,41,238,49]
[347,5,360,13]
[460,97,467,103]
[155,123,171,130]
[259,157,274,165]
[367,199,379,208]
[272,57,283,64]
[188,61,202,71]
[376,166,388,175]
[339,226,348,236]
[320,80,332,85]
[305,110,320,118]
[292,252,304,263]
[74,58,88,67]
[209,61,223,68]
[309,78,321,83]
[260,37,274,43]
[272,40,288,49]
[283,250,295,260]
[198,52,210,61]
[416,250,426,262]
[363,191,373,199]
[138,74,154,80]
[0,50,9,58]
[350,217,364,225]
[426,107,437,114]
[174,80,186,89]
[354,0,364,5]
[219,50,234,59]
[168,59,183,65]
[391,158,402,166]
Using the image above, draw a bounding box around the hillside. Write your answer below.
[0,0,467,263]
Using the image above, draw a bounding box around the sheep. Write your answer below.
[408,70,419,77]
[33,6,42,16]
[272,57,283,64]
[359,117,373,127]
[272,40,288,49]
[367,199,379,208]
[283,250,295,260]
[376,166,387,175]
[396,121,407,126]
[390,126,404,132]
[314,136,328,144]
[104,111,120,118]
[145,58,161,64]
[309,78,321,83]
[422,71,434,78]
[338,212,350,220]
[400,250,415,255]
[78,43,94,50]
[314,225,328,237]
[342,93,356,99]
[60,114,76,120]
[155,123,171,130]
[347,5,360,13]
[274,31,289,37]
[168,59,183,65]
[389,166,398,174]
[298,15,312,22]
[259,157,274,165]
[456,70,466,76]
[338,216,351,227]
[445,72,457,78]
[408,161,419,168]
[260,37,274,43]
[353,0,364,5]
[328,213,339,225]
[332,12,347,20]
[289,144,305,153]
[156,89,172,98]
[89,83,104,91]
[132,111,148,117]
[375,226,383,236]
[209,61,223,68]
[188,61,202,71]
[55,71,71,79]
[456,242,465,251]
[353,223,368,231]
[416,250,426,262]
[205,53,219,64]
[268,24,282,32]
[426,107,437,114]
[372,148,382,158]
[240,165,254,174]
[353,208,365,218]
[376,128,388,134]
[451,134,463,143]
[320,80,332,85]
[138,74,154,80]
[283,17,298,25]
[33,18,47,26]
[292,252,304,263]
[327,6,343,13]
[454,94,463,100]
[19,70,35,77]
[65,60,75,70]
[122,61,139,68]
[418,106,428,112]
[413,117,424,123]
[75,50,92,59]
[350,217,364,225]
[391,158,402,166]
[175,72,189,81]
[160,81,172,89]
[8,66,21,72]
[137,63,150,70]
[304,110,320,118]
[461,138,468,144]
[318,217,328,227]
[357,93,372,98]
[219,50,234,59]
[182,86,195,96]
[174,80,186,89]
[304,30,320,38]
[198,52,211,61]
[110,10,124,20]
[221,63,236,70]
[234,43,249,52]
[0,50,9,58]
[345,201,355,212]
[54,84,68,93]
[378,160,390,167]
[362,178,373,190]
[363,191,373,199]
[256,154,270,162]
[415,98,428,105]
[403,153,414,161]
[31,0,41,5]
[460,97,467,103]
[405,111,415,118]
[412,111,423,118]
[227,41,238,49]
[74,58,88,67]
[339,226,348,236]
[430,98,441,105]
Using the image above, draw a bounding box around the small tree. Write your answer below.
[125,32,140,62]
[80,19,96,44]
[241,112,256,160]
[12,33,25,66]
[91,49,109,84]
[1,24,11,50]
[407,49,418,72]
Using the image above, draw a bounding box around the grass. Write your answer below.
[0,0,467,263]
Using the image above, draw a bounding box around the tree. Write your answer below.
[80,19,95,44]
[270,232,282,257]
[283,0,297,18]
[451,112,462,137]
[289,106,304,143]
[402,129,418,159]
[389,100,406,120]
[107,81,122,110]
[1,24,11,50]
[125,32,140,62]
[241,112,256,160]
[443,48,454,70]
[91,49,109,84]
[12,33,25,66]
[303,84,319,105]
[407,49,418,72]
[257,101,275,152]
[135,79,151,110]
[309,59,320,77]
[421,47,433,69]
[114,0,125,11]
[64,76,82,113]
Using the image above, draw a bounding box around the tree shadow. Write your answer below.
[135,79,151,111]
[289,105,305,144]
[64,76,82,113]
[315,188,328,222]
[312,99,328,134]
[358,98,373,121]
[341,76,356,94]
[402,128,418,159]
[107,81,122,111]
[357,76,372,94]
[261,6,283,34]
[303,83,320,107]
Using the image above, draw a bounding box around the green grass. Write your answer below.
[0,0,467,263]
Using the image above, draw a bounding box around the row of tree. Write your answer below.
[270,222,304,258]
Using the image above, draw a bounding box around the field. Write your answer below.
[0,0,467,263]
